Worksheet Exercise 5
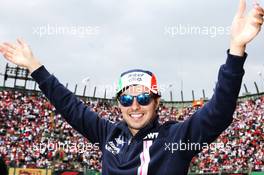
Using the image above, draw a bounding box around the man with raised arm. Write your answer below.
[0,0,263,174]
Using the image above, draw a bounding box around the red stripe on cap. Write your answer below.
[151,74,158,93]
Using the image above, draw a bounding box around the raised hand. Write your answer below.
[230,0,264,56]
[0,38,41,73]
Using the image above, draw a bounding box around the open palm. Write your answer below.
[0,38,41,73]
[231,0,264,46]
[0,38,34,67]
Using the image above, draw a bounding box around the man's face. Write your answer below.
[118,85,160,136]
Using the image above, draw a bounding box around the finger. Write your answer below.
[0,44,5,53]
[255,18,263,25]
[254,6,264,16]
[3,47,16,55]
[0,49,14,57]
[236,0,246,18]
[17,38,27,48]
[253,13,264,20]
[253,16,264,24]
[3,52,14,61]
[3,42,17,51]
[249,10,264,24]
[2,43,19,55]
[0,45,9,55]
[250,19,263,28]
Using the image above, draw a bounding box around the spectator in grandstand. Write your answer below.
[1,0,264,174]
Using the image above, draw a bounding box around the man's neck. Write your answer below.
[129,128,139,136]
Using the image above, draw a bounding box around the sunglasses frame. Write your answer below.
[118,92,155,107]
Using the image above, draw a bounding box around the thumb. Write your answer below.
[235,0,246,18]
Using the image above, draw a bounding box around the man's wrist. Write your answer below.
[229,42,246,56]
[28,59,42,74]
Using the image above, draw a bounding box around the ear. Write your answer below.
[154,97,161,110]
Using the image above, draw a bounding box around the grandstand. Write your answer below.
[0,65,263,175]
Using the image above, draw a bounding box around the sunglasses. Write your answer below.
[118,93,154,107]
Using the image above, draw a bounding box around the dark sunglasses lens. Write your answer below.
[119,95,133,107]
[137,93,151,106]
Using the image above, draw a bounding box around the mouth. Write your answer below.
[129,113,144,120]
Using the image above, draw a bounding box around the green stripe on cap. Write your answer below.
[117,77,123,92]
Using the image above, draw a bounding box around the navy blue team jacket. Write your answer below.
[31,51,246,175]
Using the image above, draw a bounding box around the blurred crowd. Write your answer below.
[0,90,263,173]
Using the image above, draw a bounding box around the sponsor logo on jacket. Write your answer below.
[143,132,159,140]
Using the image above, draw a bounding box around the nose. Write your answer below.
[131,97,141,111]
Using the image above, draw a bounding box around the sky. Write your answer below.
[0,0,264,101]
